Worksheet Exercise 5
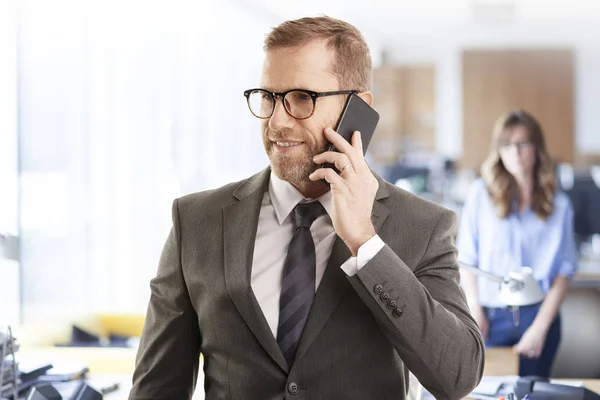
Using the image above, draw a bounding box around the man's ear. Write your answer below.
[357,91,373,106]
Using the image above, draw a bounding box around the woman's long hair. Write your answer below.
[481,110,556,220]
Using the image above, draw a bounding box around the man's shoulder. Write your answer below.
[176,168,269,214]
[178,180,243,209]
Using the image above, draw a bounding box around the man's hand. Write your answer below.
[309,128,378,256]
[514,323,548,359]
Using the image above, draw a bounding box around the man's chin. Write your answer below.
[270,160,314,184]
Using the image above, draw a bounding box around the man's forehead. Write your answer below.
[260,73,332,92]
[260,43,337,91]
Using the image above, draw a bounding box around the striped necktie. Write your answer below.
[276,201,326,365]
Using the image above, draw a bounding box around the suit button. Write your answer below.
[393,307,403,317]
[387,300,397,309]
[373,284,384,294]
[287,381,299,394]
[380,292,390,301]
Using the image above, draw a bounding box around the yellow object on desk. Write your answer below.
[95,313,145,338]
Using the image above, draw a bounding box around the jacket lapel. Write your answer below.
[223,168,289,373]
[294,175,391,362]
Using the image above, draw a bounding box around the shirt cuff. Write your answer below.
[558,261,578,278]
[340,235,385,277]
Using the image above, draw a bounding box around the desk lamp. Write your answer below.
[459,262,544,325]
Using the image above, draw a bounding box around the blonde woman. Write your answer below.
[458,110,577,377]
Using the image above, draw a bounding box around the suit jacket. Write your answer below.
[129,168,484,400]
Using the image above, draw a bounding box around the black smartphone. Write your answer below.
[322,93,379,171]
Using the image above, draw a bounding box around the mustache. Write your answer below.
[264,127,306,141]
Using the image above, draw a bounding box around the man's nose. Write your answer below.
[268,100,294,131]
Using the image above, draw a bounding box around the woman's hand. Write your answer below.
[514,323,548,359]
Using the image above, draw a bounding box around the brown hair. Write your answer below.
[264,16,372,92]
[481,110,557,220]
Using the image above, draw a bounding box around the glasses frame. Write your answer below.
[243,88,358,120]
[498,141,534,152]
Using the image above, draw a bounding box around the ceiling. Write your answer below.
[240,0,600,62]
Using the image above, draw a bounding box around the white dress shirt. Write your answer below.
[250,173,385,337]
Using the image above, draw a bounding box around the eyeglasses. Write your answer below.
[243,88,357,120]
[498,141,534,152]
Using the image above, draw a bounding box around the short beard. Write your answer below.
[263,126,329,186]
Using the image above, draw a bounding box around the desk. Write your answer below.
[483,347,519,376]
[465,379,600,400]
[573,258,600,287]
[94,374,600,400]
[86,375,205,400]
[16,346,600,399]
[578,380,600,393]
[17,347,138,400]
[18,346,136,375]
[466,348,600,399]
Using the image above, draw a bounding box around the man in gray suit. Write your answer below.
[130,16,484,400]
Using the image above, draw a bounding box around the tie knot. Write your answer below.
[292,201,326,229]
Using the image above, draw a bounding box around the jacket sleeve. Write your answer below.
[348,209,485,400]
[129,199,201,400]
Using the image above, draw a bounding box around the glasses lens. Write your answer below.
[247,90,274,118]
[499,141,533,151]
[284,90,314,119]
[517,142,533,150]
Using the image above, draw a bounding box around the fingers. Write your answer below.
[513,344,540,359]
[309,167,346,186]
[313,151,353,172]
[352,131,364,155]
[323,128,364,169]
[339,163,354,175]
[513,344,525,356]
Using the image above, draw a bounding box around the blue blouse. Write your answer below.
[457,179,578,307]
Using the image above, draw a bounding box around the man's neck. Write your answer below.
[292,180,330,199]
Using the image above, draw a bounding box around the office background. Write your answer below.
[1,0,600,382]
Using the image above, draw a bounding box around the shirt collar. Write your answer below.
[268,172,333,225]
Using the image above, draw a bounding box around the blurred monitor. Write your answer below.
[385,164,430,194]
[562,174,600,238]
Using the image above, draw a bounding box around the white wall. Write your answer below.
[433,21,600,159]
[17,0,274,322]
[384,21,600,159]
[0,0,19,236]
[12,0,383,326]
[576,41,600,153]
[0,0,20,327]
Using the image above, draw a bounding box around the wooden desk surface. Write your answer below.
[484,347,519,376]
[567,379,600,392]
